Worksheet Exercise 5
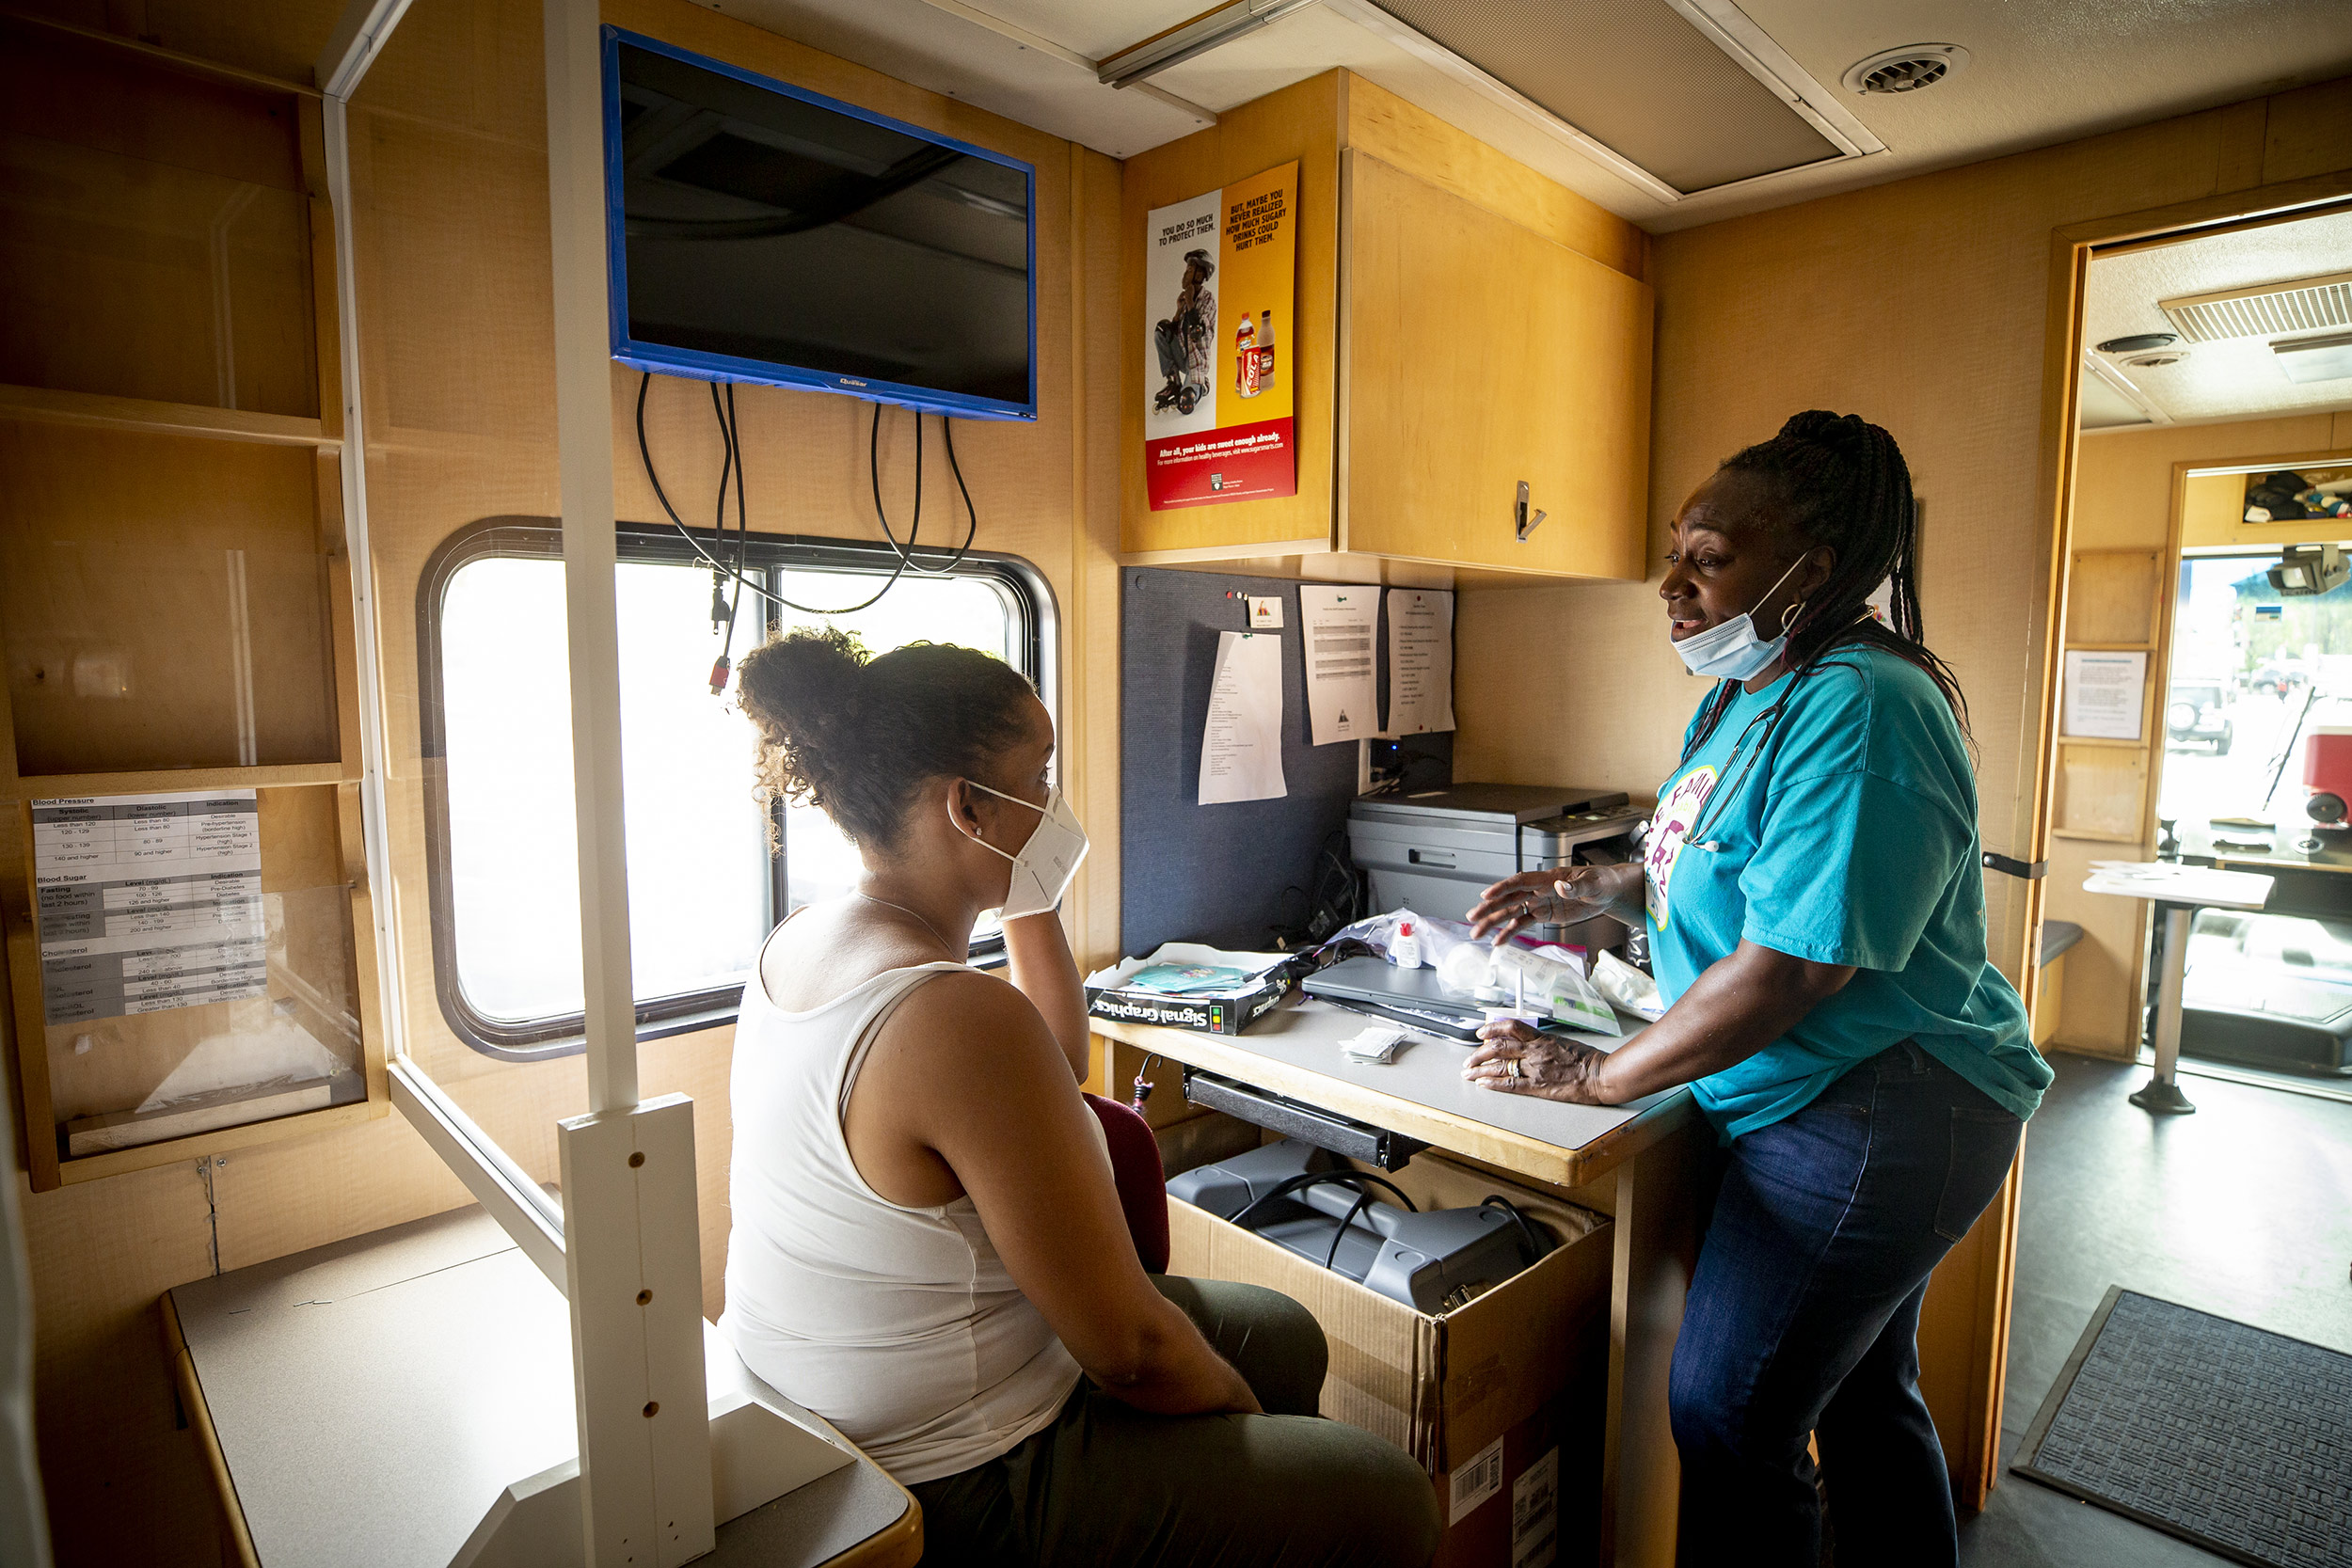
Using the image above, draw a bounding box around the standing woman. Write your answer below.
[1464,412,2052,1566]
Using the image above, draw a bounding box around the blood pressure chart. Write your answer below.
[32,790,266,1025]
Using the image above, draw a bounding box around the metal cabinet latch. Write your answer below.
[1515,481,1547,542]
[1981,850,2047,879]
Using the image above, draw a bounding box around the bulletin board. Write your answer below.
[1120,568,1449,957]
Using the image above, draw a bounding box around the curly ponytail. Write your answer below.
[736,626,1038,849]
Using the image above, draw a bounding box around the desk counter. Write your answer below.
[1093,993,1693,1192]
[1098,992,1706,1568]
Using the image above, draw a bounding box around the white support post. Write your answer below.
[545,0,638,1119]
[558,1098,717,1567]
[543,0,715,1560]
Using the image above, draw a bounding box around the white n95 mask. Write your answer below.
[1673,552,1809,681]
[959,779,1089,919]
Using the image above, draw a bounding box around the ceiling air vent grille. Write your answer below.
[1840,44,1969,96]
[2161,271,2352,343]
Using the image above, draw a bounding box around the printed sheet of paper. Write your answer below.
[2061,650,2147,740]
[1299,584,1377,745]
[1199,630,1288,804]
[33,791,266,1025]
[1384,588,1456,736]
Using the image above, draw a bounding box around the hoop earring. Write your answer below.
[1781,599,1804,635]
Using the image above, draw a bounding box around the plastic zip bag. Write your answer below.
[1326,909,1621,1037]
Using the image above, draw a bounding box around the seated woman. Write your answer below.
[719,628,1439,1568]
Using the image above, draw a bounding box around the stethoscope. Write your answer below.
[1668,608,1877,857]
[1675,700,1784,856]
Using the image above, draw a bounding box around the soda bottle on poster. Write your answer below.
[1235,313,1259,397]
[1258,309,1276,389]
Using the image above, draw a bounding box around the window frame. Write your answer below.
[416,514,1054,1060]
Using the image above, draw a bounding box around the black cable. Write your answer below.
[867,406,981,576]
[709,381,734,536]
[705,383,754,694]
[1325,1188,1378,1272]
[931,417,980,573]
[727,381,748,620]
[1230,1169,1418,1232]
[1480,1195,1550,1264]
[637,372,908,616]
[868,400,920,564]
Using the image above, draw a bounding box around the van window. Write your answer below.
[419,519,1047,1057]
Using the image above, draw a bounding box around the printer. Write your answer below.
[1347,783,1646,956]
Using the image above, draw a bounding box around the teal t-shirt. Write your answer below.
[1642,643,2051,1139]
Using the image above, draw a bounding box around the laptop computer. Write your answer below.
[1302,955,1487,1041]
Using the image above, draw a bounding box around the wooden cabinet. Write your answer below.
[1120,72,1653,582]
[1339,151,1650,578]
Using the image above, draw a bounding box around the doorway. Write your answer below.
[1975,182,2352,1564]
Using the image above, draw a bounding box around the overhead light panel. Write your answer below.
[2273,331,2352,386]
[1099,0,1321,88]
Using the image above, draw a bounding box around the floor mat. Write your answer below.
[2013,1287,2352,1568]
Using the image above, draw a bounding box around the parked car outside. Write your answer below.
[2249,659,2308,696]
[2168,680,2233,753]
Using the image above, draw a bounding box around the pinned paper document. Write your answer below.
[1199,630,1287,805]
[1384,589,1454,736]
[1299,585,1377,745]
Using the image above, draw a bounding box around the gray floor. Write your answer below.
[1955,1053,2352,1567]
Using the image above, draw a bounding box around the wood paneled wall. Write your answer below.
[2,3,1124,1563]
[2042,410,2352,1058]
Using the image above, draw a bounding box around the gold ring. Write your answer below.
[1506,1057,1522,1079]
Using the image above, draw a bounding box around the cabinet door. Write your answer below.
[1339,152,1652,578]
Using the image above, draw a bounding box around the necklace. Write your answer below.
[855,891,955,952]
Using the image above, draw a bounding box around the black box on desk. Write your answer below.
[1084,944,1295,1037]
[1085,985,1289,1036]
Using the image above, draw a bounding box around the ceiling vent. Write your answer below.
[2124,351,2187,369]
[1840,44,1969,96]
[2161,271,2352,342]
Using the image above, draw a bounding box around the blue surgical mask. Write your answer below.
[1672,553,1808,681]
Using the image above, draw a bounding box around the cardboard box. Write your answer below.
[1168,1150,1613,1567]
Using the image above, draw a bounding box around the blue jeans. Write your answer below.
[1669,1042,2023,1567]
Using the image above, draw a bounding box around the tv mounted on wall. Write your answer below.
[601,28,1038,421]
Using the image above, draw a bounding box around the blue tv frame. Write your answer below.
[600,26,1039,422]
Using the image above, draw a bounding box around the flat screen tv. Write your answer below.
[601,28,1037,420]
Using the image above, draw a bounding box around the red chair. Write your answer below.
[1083,1093,1170,1275]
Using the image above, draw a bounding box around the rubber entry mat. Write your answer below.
[2014,1287,2352,1567]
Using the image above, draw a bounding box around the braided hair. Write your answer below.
[1684,410,1967,757]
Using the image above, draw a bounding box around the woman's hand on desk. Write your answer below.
[1467,863,1645,944]
[1461,1020,1618,1104]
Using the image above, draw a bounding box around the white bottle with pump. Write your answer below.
[1391,919,1422,969]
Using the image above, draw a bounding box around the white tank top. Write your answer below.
[718,955,1084,1485]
